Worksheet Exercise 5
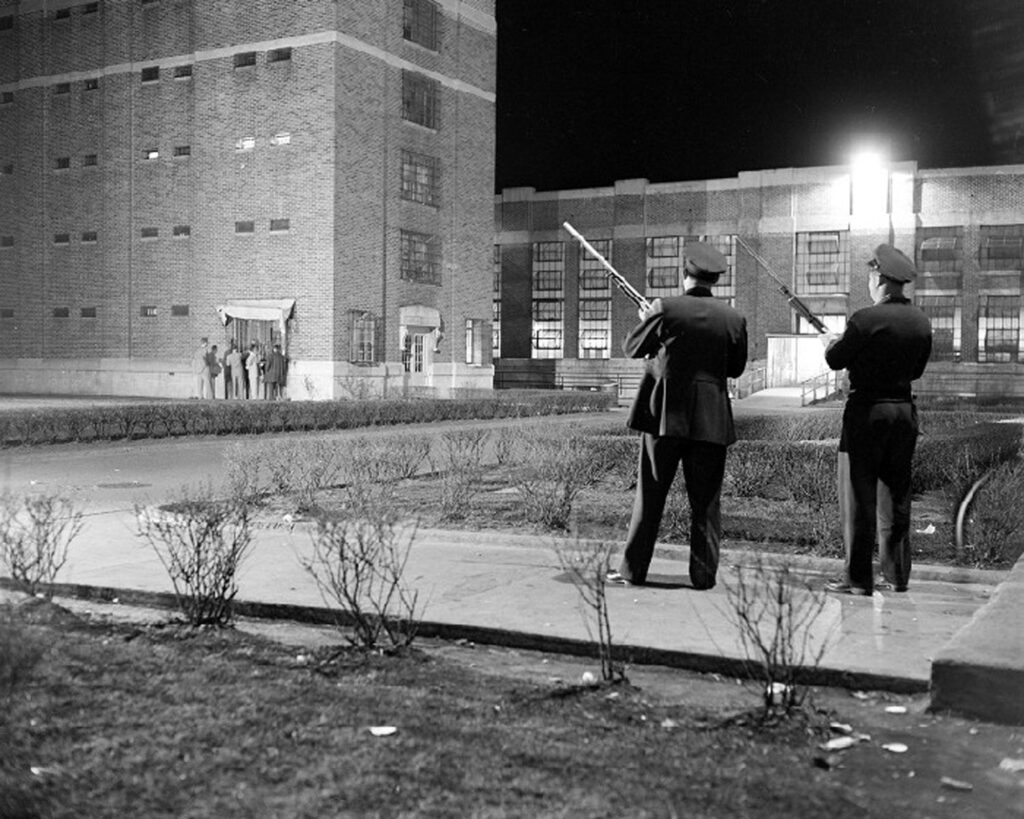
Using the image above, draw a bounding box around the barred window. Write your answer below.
[173,145,190,157]
[172,225,190,238]
[350,311,378,364]
[400,229,441,285]
[52,307,70,318]
[402,70,440,129]
[578,239,611,359]
[269,218,290,233]
[141,66,159,83]
[647,236,678,258]
[83,154,98,166]
[701,234,736,300]
[54,156,70,170]
[916,295,961,361]
[647,266,678,290]
[173,65,193,79]
[492,244,502,360]
[81,230,98,243]
[80,307,97,318]
[235,220,255,234]
[920,235,960,261]
[403,0,439,50]
[267,47,292,63]
[53,233,70,245]
[54,83,71,95]
[400,150,440,206]
[532,241,564,359]
[978,295,1022,363]
[84,78,99,91]
[796,231,848,294]
[140,305,157,317]
[646,235,682,297]
[234,52,257,69]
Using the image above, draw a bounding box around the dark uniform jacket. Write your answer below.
[623,288,748,444]
[825,297,932,402]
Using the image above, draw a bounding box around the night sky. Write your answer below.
[494,0,994,192]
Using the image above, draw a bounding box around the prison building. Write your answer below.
[0,0,496,399]
[493,162,1024,402]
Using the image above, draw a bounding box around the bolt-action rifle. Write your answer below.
[734,236,829,334]
[562,222,652,311]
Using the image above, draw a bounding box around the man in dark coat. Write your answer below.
[264,343,288,400]
[823,244,932,595]
[607,242,748,590]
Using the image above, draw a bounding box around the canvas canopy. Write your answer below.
[216,299,295,335]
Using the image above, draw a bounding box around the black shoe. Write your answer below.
[824,579,871,596]
[605,570,636,587]
[875,578,908,592]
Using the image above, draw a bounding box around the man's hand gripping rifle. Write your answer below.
[562,222,652,312]
[734,236,829,334]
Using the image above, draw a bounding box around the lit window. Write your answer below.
[916,295,962,362]
[270,132,291,146]
[796,231,849,295]
[140,305,157,317]
[235,136,256,152]
[143,148,159,160]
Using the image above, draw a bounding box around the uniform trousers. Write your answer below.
[620,434,726,589]
[838,400,918,591]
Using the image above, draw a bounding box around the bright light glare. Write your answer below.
[850,150,884,172]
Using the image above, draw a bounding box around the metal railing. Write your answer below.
[801,369,844,406]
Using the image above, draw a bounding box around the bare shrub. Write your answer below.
[553,536,625,683]
[223,442,265,503]
[136,489,253,627]
[302,509,421,650]
[512,432,604,529]
[0,493,83,597]
[435,429,490,521]
[494,424,525,466]
[961,460,1024,567]
[723,555,832,720]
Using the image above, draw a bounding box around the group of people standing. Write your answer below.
[606,240,933,598]
[190,338,288,401]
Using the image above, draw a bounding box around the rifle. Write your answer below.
[734,236,829,334]
[562,221,652,311]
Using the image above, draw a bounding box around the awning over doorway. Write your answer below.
[216,299,296,335]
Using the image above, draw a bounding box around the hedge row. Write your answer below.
[0,390,618,447]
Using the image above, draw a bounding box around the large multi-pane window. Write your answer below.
[701,234,736,305]
[400,149,440,206]
[578,238,611,358]
[978,296,1021,363]
[400,229,441,285]
[402,70,439,129]
[403,0,438,50]
[349,311,377,364]
[532,241,564,359]
[492,244,501,360]
[465,319,486,366]
[795,231,849,295]
[917,296,962,361]
[646,236,680,296]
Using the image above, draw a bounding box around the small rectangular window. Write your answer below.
[173,64,193,79]
[235,220,255,234]
[53,233,70,245]
[270,132,291,146]
[233,52,257,68]
[82,154,98,166]
[267,47,292,63]
[173,145,191,157]
[172,225,191,238]
[0,16,14,31]
[80,307,97,318]
[269,218,290,233]
[54,8,71,20]
[235,136,256,151]
[53,307,70,318]
[140,227,158,239]
[82,3,100,14]
[0,309,14,319]
[141,66,159,83]
[171,304,189,316]
[143,148,159,160]
[0,92,13,105]
[0,236,14,248]
[54,157,71,170]
[81,230,98,243]
[140,305,157,317]
[54,83,71,95]
[84,77,99,91]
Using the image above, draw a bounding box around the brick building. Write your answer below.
[0,0,495,399]
[493,161,1024,402]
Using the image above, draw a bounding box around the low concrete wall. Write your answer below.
[930,555,1024,724]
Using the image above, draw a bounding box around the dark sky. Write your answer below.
[494,0,993,192]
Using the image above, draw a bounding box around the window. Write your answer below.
[171,304,189,316]
[235,220,255,234]
[143,148,159,160]
[916,295,961,361]
[80,307,97,318]
[796,231,848,294]
[402,70,440,129]
[173,64,193,79]
[270,132,291,146]
[465,319,487,366]
[978,295,1022,363]
[81,230,98,243]
[140,227,158,239]
[400,149,440,206]
[53,307,70,318]
[0,236,14,248]
[54,156,71,170]
[267,47,292,63]
[578,239,611,359]
[350,311,377,364]
[173,145,191,157]
[492,244,502,360]
[0,309,14,318]
[269,218,290,233]
[235,136,255,152]
[140,305,157,317]
[84,77,99,91]
[919,235,960,263]
[399,230,441,284]
[646,236,681,296]
[54,83,71,95]
[234,52,257,68]
[54,8,71,20]
[403,0,439,50]
[83,154,98,166]
[702,234,736,302]
[980,227,1024,271]
[0,92,12,105]
[53,233,70,245]
[141,66,159,83]
[532,241,564,359]
[917,229,964,289]
[0,16,13,31]
[172,225,190,238]
[82,3,99,14]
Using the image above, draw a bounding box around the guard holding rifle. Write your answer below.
[607,243,748,590]
[822,244,932,595]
